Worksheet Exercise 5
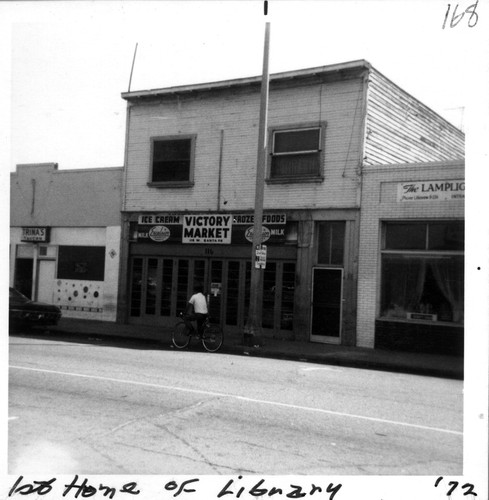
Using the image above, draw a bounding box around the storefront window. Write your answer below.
[381,221,464,324]
[145,258,158,315]
[130,258,143,317]
[280,263,295,330]
[226,261,240,326]
[262,263,277,329]
[384,223,426,250]
[176,260,189,313]
[57,246,106,281]
[428,222,464,250]
[160,259,173,316]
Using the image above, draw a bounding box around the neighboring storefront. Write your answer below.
[357,161,464,355]
[10,163,123,321]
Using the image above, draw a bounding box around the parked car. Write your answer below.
[9,287,62,329]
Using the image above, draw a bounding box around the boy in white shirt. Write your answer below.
[185,284,209,336]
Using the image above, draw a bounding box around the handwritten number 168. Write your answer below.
[443,1,479,28]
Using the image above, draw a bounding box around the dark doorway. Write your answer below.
[14,258,33,299]
[311,267,343,343]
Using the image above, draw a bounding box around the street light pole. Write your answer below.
[243,22,270,347]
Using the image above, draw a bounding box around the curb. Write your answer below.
[220,344,464,380]
[12,326,463,381]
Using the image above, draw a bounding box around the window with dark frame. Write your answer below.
[270,126,323,180]
[151,136,194,184]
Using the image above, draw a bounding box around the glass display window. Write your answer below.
[381,221,464,324]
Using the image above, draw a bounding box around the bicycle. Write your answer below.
[172,312,224,352]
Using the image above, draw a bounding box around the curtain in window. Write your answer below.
[392,259,426,309]
[383,257,426,318]
[430,259,464,323]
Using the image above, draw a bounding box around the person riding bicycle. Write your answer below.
[184,284,208,337]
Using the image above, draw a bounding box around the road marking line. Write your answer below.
[9,417,19,421]
[302,366,342,372]
[10,365,462,436]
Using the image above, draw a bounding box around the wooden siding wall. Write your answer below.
[364,69,465,166]
[124,78,365,212]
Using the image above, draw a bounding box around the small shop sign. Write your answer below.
[244,226,272,243]
[255,244,267,269]
[21,227,50,242]
[210,282,222,297]
[397,180,465,202]
[148,226,171,242]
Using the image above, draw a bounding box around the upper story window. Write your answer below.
[149,135,196,187]
[268,124,325,183]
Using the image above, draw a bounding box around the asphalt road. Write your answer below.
[9,335,463,475]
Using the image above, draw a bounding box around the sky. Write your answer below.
[2,0,488,172]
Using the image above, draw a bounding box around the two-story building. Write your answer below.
[10,163,123,322]
[118,59,464,353]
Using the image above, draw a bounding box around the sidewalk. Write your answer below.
[43,317,463,380]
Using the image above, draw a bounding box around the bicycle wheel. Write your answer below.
[172,321,191,349]
[201,324,223,352]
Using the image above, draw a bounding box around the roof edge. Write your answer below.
[364,159,465,171]
[122,59,372,100]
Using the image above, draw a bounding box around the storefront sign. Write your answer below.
[135,213,287,244]
[148,226,171,242]
[245,226,271,243]
[397,180,465,202]
[233,213,286,224]
[138,214,181,224]
[233,213,286,245]
[21,227,50,242]
[136,225,181,243]
[182,214,232,244]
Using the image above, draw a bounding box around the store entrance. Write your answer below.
[14,258,33,299]
[129,256,296,334]
[310,267,343,344]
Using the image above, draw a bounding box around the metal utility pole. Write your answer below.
[243,22,270,347]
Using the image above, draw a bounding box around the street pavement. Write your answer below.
[9,335,463,475]
[29,317,465,380]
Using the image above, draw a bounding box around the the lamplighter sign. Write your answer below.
[397,180,465,202]
[21,227,50,242]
